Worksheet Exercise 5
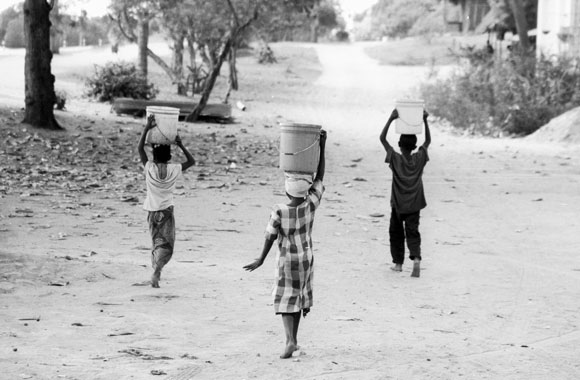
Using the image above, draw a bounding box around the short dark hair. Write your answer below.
[399,134,417,151]
[152,144,171,163]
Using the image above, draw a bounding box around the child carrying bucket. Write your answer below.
[244,128,327,359]
[380,106,431,277]
[138,114,195,288]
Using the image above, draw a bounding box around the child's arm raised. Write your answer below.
[314,130,327,182]
[422,110,431,149]
[380,109,397,156]
[243,237,275,271]
[138,115,156,166]
[176,135,196,171]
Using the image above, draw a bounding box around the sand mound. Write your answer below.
[527,106,580,144]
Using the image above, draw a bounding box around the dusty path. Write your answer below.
[1,42,580,380]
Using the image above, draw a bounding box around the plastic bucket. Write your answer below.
[395,99,424,134]
[146,106,180,144]
[279,123,321,173]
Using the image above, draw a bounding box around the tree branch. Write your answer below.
[239,5,259,32]
[147,47,175,79]
[111,9,136,43]
[225,0,240,27]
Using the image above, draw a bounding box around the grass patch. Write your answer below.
[364,34,488,66]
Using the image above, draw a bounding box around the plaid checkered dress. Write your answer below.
[265,180,324,314]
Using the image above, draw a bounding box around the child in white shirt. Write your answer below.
[138,115,195,288]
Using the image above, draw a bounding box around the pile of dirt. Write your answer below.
[527,106,580,144]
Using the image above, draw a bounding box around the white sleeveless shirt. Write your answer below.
[142,161,182,211]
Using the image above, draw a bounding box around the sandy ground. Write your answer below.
[1,42,580,380]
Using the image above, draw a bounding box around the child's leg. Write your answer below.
[280,312,300,359]
[389,208,405,270]
[292,311,301,347]
[148,208,175,288]
[404,212,421,277]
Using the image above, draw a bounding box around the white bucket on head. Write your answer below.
[279,123,321,174]
[395,99,424,134]
[146,106,180,144]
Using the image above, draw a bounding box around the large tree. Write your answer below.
[185,0,259,121]
[23,0,61,130]
[110,0,159,77]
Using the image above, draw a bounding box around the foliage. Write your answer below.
[54,90,67,110]
[488,0,537,32]
[254,0,339,42]
[369,0,440,39]
[3,16,24,48]
[0,4,20,43]
[85,61,158,102]
[408,2,446,39]
[53,13,110,47]
[420,46,580,136]
[257,42,277,63]
[334,29,349,42]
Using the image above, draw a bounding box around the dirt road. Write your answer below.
[1,42,580,379]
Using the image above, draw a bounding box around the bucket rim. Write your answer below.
[395,99,424,105]
[279,123,322,129]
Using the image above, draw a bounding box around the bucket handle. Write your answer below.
[282,135,320,156]
[148,118,174,144]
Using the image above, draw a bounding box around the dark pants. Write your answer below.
[389,208,421,264]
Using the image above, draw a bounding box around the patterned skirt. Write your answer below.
[147,206,175,272]
[273,246,314,314]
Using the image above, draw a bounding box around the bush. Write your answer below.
[257,43,277,64]
[54,90,67,110]
[85,62,158,102]
[4,17,24,48]
[420,46,580,136]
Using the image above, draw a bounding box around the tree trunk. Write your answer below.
[460,0,468,33]
[49,0,60,54]
[186,34,234,122]
[23,0,61,130]
[228,46,238,91]
[310,15,319,43]
[509,0,530,52]
[137,19,149,77]
[172,35,187,96]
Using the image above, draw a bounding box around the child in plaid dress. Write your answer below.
[244,130,327,359]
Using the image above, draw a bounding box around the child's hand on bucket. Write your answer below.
[146,114,157,130]
[390,109,399,120]
[423,109,429,121]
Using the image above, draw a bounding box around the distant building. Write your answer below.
[537,0,580,56]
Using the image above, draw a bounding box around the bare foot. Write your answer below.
[391,264,402,272]
[151,270,161,288]
[411,260,420,278]
[280,343,298,359]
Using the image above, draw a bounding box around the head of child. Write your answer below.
[284,174,312,201]
[152,144,171,163]
[398,134,417,153]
